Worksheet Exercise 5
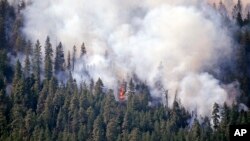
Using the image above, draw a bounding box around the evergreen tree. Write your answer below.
[92,115,105,141]
[220,103,230,136]
[230,103,239,125]
[71,109,79,134]
[26,40,33,55]
[81,42,86,57]
[72,45,76,71]
[87,106,95,135]
[94,78,103,96]
[103,93,116,124]
[33,40,42,87]
[106,118,119,141]
[0,16,4,49]
[129,128,140,141]
[54,42,65,73]
[44,36,53,80]
[0,90,8,139]
[36,80,49,115]
[12,60,27,109]
[237,12,243,26]
[191,118,201,141]
[128,79,135,95]
[56,108,65,132]
[0,50,7,83]
[212,103,220,130]
[78,125,87,141]
[237,31,249,104]
[24,109,36,140]
[14,33,26,53]
[11,60,26,141]
[0,0,7,50]
[24,49,31,78]
[67,51,71,71]
[232,0,243,26]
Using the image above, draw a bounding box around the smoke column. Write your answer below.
[17,0,242,117]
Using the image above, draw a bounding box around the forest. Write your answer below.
[0,0,250,141]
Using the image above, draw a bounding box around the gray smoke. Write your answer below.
[18,0,243,117]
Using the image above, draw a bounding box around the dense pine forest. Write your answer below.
[0,0,250,141]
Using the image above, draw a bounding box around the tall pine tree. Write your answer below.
[44,36,53,80]
[33,40,42,95]
[54,42,65,73]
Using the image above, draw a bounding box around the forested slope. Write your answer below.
[0,0,250,141]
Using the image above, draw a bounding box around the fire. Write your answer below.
[119,83,126,101]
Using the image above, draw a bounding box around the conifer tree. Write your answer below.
[67,51,71,71]
[44,36,53,80]
[0,90,8,139]
[33,40,42,85]
[0,0,7,50]
[232,0,243,26]
[81,42,86,57]
[54,42,65,73]
[72,45,76,71]
[24,48,31,78]
[212,103,220,130]
[12,60,26,108]
[92,115,105,141]
[11,60,26,140]
[0,50,7,83]
[94,78,103,96]
[106,118,119,141]
[129,128,141,141]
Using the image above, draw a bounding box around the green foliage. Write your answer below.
[0,0,7,50]
[0,90,8,139]
[92,115,105,141]
[54,42,65,73]
[0,50,7,90]
[1,61,250,141]
[67,51,71,71]
[44,36,53,80]
[212,103,220,130]
[33,40,42,92]
[72,45,76,71]
[0,2,250,141]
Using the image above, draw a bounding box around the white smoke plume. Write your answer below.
[16,0,244,117]
[179,73,240,116]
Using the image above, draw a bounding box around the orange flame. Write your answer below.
[119,85,126,100]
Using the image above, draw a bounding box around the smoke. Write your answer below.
[19,0,241,117]
[178,73,240,116]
